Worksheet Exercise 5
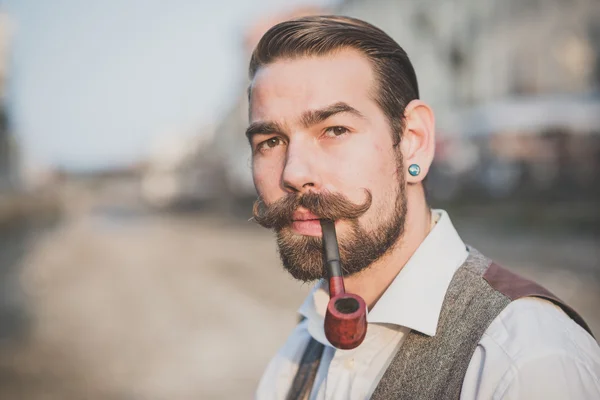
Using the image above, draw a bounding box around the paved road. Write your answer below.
[0,196,597,399]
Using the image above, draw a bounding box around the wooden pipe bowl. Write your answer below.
[324,292,367,349]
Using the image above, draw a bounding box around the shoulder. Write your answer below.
[463,297,600,399]
[485,297,599,362]
[255,319,312,399]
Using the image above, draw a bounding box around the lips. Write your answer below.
[292,210,321,221]
[291,210,323,236]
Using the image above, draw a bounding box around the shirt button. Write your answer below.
[344,357,355,370]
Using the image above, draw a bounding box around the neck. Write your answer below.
[343,187,432,309]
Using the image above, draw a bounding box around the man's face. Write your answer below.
[248,50,407,281]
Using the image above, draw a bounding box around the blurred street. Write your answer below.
[0,181,598,400]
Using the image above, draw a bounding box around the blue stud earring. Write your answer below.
[408,164,421,177]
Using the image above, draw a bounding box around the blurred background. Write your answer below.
[0,0,598,398]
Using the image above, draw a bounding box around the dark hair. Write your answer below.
[248,15,419,145]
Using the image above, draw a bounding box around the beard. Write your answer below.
[252,162,407,282]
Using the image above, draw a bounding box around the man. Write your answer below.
[246,15,600,399]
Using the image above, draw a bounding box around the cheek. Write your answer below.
[252,157,284,201]
[372,143,396,178]
[339,141,395,188]
[358,145,399,213]
[369,155,399,210]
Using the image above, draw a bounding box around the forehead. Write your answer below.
[249,49,376,122]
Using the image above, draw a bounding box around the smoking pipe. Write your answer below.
[320,219,367,349]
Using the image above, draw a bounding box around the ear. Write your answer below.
[399,100,435,184]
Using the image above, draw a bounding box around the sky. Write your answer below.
[2,0,336,172]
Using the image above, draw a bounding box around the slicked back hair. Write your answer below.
[248,15,419,145]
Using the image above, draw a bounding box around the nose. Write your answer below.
[282,140,321,194]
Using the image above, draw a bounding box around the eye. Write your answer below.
[256,136,284,152]
[324,126,349,138]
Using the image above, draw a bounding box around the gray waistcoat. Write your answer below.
[286,247,593,400]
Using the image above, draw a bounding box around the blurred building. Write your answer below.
[339,0,600,107]
[0,11,62,226]
[140,126,227,208]
[0,11,18,192]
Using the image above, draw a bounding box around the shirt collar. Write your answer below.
[298,209,468,342]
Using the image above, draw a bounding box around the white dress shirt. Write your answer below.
[256,210,600,399]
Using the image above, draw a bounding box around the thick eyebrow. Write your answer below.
[300,102,365,128]
[245,121,285,141]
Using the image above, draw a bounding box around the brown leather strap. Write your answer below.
[483,262,594,338]
[286,338,325,400]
